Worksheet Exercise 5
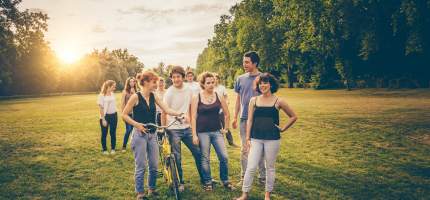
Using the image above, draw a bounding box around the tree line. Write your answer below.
[196,0,430,89]
[0,0,144,95]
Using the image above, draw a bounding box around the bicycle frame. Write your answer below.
[144,118,182,199]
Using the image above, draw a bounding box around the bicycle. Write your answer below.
[143,117,183,200]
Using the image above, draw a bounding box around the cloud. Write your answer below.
[29,8,47,14]
[118,3,229,17]
[184,4,227,13]
[92,24,106,33]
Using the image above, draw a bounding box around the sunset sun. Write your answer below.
[57,49,79,64]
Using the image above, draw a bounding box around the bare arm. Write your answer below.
[122,94,138,126]
[219,95,230,130]
[277,99,298,132]
[161,112,167,126]
[99,105,104,119]
[223,93,228,105]
[232,93,241,129]
[122,94,146,133]
[234,93,240,120]
[120,91,126,112]
[155,95,182,116]
[190,95,199,139]
[246,97,256,141]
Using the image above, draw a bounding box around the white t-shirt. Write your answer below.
[97,94,117,115]
[185,81,200,96]
[155,90,166,113]
[215,85,227,113]
[215,85,227,97]
[163,85,193,129]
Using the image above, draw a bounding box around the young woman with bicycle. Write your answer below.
[122,71,183,200]
[235,73,298,200]
[191,72,234,191]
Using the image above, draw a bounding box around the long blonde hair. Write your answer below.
[100,80,116,95]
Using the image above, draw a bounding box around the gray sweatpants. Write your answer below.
[240,119,266,179]
[242,139,280,192]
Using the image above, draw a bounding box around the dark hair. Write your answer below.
[244,51,260,67]
[169,66,186,78]
[256,73,279,94]
[186,70,194,76]
[197,71,215,89]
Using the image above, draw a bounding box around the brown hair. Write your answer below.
[186,70,194,76]
[100,80,116,95]
[169,66,185,78]
[197,72,215,89]
[123,77,137,94]
[136,71,159,88]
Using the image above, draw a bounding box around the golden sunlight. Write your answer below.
[57,49,80,64]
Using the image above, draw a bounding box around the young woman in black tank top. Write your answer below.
[191,72,233,191]
[122,71,183,200]
[235,73,298,200]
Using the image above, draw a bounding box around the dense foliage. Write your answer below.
[196,0,430,89]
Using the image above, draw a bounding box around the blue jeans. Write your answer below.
[131,128,159,193]
[122,120,133,148]
[168,128,204,184]
[198,130,229,185]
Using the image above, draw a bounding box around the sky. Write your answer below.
[20,0,240,68]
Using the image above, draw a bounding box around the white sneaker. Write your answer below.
[102,151,109,155]
[110,150,116,154]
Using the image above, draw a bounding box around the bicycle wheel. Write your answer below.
[168,155,181,200]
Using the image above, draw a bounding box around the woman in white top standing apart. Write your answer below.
[97,80,118,154]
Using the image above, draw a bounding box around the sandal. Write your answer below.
[203,184,213,191]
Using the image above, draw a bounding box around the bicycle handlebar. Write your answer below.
[143,116,184,133]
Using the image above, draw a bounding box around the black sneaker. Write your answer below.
[223,182,235,190]
[258,177,266,185]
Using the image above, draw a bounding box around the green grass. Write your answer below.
[1,89,429,200]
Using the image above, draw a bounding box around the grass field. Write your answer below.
[1,89,429,200]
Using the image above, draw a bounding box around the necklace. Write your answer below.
[202,93,215,103]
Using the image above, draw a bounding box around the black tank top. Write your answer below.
[133,92,156,124]
[251,97,280,140]
[197,93,222,133]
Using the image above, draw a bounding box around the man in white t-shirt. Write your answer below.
[185,70,200,95]
[162,66,204,191]
[214,73,238,147]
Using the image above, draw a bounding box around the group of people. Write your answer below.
[96,51,298,200]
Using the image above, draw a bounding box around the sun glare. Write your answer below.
[57,50,80,64]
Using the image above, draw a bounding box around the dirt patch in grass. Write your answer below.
[407,133,430,145]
